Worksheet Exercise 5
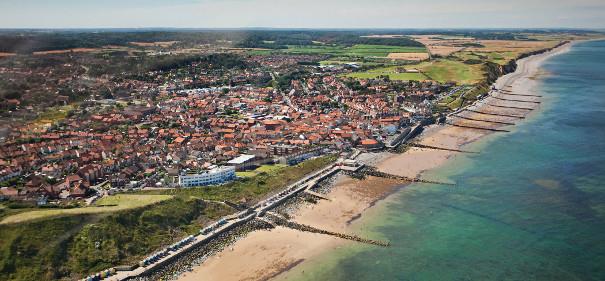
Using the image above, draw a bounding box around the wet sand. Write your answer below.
[175,42,572,281]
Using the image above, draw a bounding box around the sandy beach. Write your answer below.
[175,42,572,281]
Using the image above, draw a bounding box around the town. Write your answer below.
[0,36,444,204]
[0,29,600,281]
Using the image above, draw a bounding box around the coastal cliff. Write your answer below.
[463,41,570,105]
[489,40,570,83]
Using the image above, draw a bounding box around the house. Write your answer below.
[0,187,19,198]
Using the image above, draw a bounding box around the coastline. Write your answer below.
[174,41,573,281]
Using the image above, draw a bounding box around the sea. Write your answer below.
[279,40,605,281]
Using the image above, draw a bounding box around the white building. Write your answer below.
[178,166,236,187]
[226,154,256,171]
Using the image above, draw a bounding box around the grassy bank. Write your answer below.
[0,195,173,224]
[0,155,336,281]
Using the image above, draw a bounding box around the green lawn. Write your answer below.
[0,194,173,224]
[235,164,288,178]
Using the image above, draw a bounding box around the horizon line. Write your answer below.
[0,27,604,32]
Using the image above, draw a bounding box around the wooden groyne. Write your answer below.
[264,213,390,247]
[256,217,277,228]
[466,109,525,119]
[357,166,456,186]
[304,190,331,201]
[489,95,541,104]
[447,123,511,133]
[453,114,516,126]
[496,90,542,97]
[485,103,535,110]
[409,143,479,154]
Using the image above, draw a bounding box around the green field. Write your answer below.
[0,194,173,224]
[345,66,429,81]
[346,58,485,84]
[409,59,484,84]
[319,60,383,67]
[283,44,427,58]
[31,104,75,127]
[453,51,517,65]
[236,164,287,178]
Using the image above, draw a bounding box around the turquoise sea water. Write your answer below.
[282,40,605,281]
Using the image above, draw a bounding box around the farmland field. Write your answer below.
[346,58,484,84]
[386,52,430,60]
[410,59,484,84]
[284,44,427,58]
[319,60,383,66]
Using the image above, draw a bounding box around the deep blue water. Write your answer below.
[283,40,605,281]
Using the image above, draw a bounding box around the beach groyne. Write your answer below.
[263,212,390,247]
[465,109,525,119]
[409,143,479,154]
[349,166,456,186]
[453,114,516,126]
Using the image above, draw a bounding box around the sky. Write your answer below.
[0,0,604,29]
